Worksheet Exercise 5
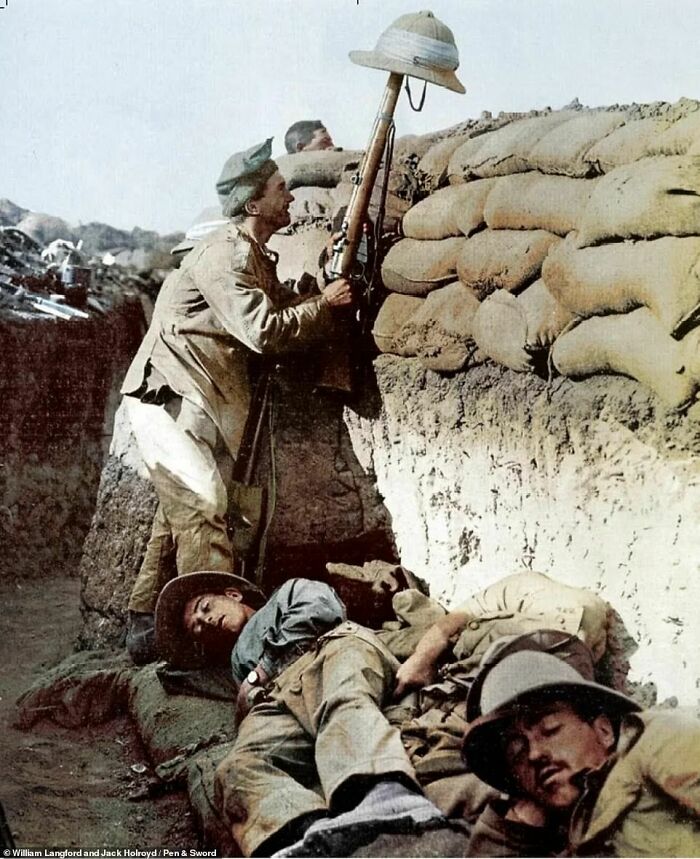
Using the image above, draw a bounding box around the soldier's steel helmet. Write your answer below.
[349,10,465,94]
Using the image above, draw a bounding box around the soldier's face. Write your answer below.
[302,126,334,151]
[250,170,294,230]
[503,702,615,810]
[183,588,249,648]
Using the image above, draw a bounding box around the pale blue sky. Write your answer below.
[1,0,698,233]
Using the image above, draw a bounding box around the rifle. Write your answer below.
[316,73,403,393]
[228,365,275,585]
[319,11,465,391]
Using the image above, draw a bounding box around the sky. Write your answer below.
[1,0,699,234]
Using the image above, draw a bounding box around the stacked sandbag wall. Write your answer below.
[347,99,700,705]
[376,100,700,411]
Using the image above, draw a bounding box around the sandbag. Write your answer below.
[267,223,329,284]
[526,111,627,177]
[519,278,577,349]
[287,186,335,223]
[402,179,496,240]
[552,308,700,410]
[577,156,700,247]
[417,134,471,191]
[542,232,700,337]
[645,110,700,156]
[484,173,597,236]
[471,291,531,372]
[276,149,364,190]
[129,664,237,781]
[456,229,560,299]
[372,293,424,353]
[392,131,441,163]
[393,281,481,371]
[470,281,573,373]
[447,112,577,182]
[381,237,466,296]
[585,117,673,172]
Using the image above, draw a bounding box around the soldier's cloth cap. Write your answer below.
[216,138,278,218]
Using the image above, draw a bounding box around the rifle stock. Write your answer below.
[330,72,404,279]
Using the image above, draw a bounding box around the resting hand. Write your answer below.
[394,652,438,699]
[506,798,549,828]
[234,664,270,725]
[323,278,353,307]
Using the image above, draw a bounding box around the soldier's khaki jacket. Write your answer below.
[571,708,700,856]
[121,223,333,457]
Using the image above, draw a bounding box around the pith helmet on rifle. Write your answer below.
[349,10,465,94]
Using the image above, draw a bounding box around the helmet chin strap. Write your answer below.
[404,78,427,111]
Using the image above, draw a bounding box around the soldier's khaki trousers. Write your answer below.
[215,624,418,857]
[125,396,235,612]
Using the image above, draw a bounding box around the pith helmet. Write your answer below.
[462,650,641,795]
[350,10,465,95]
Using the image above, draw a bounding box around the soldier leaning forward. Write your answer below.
[121,138,352,663]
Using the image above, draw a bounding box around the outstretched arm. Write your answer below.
[394,610,471,698]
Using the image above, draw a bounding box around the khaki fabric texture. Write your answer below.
[275,149,363,190]
[381,237,466,296]
[402,179,496,240]
[285,186,335,223]
[484,172,598,236]
[267,224,329,285]
[456,229,560,300]
[377,590,447,662]
[645,109,700,156]
[577,155,700,247]
[448,112,577,182]
[526,111,627,177]
[126,398,235,612]
[214,627,413,857]
[542,231,700,337]
[552,308,700,411]
[122,224,334,461]
[471,291,531,373]
[372,293,424,354]
[453,570,608,661]
[393,281,481,371]
[392,131,442,164]
[585,117,674,172]
[417,134,471,191]
[471,281,574,373]
[519,278,576,349]
[570,709,700,858]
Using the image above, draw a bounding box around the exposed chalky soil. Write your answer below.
[0,577,198,852]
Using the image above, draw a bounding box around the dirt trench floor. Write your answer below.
[0,576,199,852]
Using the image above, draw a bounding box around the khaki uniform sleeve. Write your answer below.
[639,711,700,817]
[194,238,335,354]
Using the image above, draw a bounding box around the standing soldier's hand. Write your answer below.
[323,278,353,307]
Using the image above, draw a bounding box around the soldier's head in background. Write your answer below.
[284,120,335,153]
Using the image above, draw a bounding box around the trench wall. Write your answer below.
[0,301,145,580]
[344,356,700,706]
[78,364,395,649]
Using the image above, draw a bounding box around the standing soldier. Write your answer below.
[121,138,352,663]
